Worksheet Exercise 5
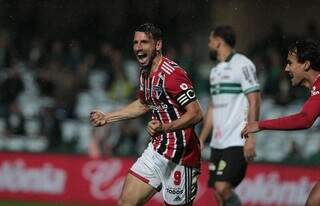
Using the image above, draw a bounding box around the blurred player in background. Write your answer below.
[90,23,203,206]
[199,25,261,206]
[242,39,320,206]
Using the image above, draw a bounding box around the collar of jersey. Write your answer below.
[313,73,320,87]
[225,51,236,62]
[149,56,164,76]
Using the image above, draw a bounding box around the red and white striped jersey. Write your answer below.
[138,57,200,167]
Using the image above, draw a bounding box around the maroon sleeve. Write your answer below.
[165,68,197,108]
[258,96,320,130]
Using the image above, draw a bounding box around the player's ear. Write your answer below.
[217,37,223,48]
[303,60,311,71]
[156,40,162,52]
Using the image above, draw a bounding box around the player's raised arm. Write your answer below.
[90,99,150,127]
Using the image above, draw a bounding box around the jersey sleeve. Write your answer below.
[258,95,320,130]
[238,61,260,94]
[165,68,197,108]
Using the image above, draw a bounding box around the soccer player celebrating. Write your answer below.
[241,39,320,206]
[199,25,261,206]
[90,23,203,206]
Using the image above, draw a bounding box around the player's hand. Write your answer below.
[241,121,260,139]
[147,120,164,136]
[90,110,108,127]
[243,134,256,162]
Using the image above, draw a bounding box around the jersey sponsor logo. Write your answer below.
[311,86,320,96]
[166,187,184,195]
[148,102,168,111]
[222,75,230,79]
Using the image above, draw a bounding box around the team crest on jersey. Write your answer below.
[152,85,163,98]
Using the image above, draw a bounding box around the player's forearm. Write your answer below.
[199,105,213,142]
[162,101,203,133]
[247,92,261,122]
[106,99,150,123]
[245,92,260,144]
[259,98,320,130]
[259,113,314,130]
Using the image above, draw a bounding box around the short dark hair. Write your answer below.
[135,23,162,41]
[212,25,236,48]
[289,39,320,71]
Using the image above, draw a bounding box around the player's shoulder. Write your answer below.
[231,53,254,66]
[160,57,187,76]
[315,76,320,87]
[311,77,320,97]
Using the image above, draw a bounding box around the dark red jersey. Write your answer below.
[259,75,320,130]
[139,57,200,167]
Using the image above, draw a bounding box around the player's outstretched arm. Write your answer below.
[241,98,320,137]
[198,104,213,150]
[90,99,150,127]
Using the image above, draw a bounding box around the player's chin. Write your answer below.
[139,60,150,68]
[138,56,151,67]
[291,78,301,87]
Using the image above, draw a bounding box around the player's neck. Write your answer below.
[218,48,234,62]
[150,55,163,73]
[304,70,320,89]
[311,71,320,85]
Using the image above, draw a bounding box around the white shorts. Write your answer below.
[130,143,200,205]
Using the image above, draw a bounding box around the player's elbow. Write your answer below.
[300,113,315,129]
[193,108,203,125]
[302,120,314,129]
[185,101,203,125]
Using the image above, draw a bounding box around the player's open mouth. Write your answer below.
[137,53,148,64]
[288,72,294,78]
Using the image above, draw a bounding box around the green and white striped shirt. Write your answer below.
[209,52,260,149]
